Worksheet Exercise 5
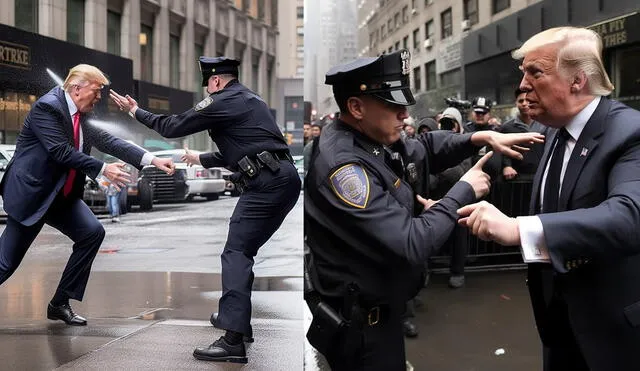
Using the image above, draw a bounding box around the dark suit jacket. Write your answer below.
[0,87,146,226]
[527,98,640,370]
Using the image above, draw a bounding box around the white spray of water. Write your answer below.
[46,68,65,87]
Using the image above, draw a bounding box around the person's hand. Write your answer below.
[473,131,544,160]
[109,89,139,115]
[457,201,521,246]
[181,147,201,167]
[103,163,131,191]
[459,151,492,200]
[151,157,175,176]
[503,166,518,180]
[416,195,439,211]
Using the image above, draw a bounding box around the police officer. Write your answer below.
[303,49,544,370]
[110,56,301,363]
[464,97,498,133]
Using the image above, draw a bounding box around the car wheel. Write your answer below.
[139,179,154,211]
[206,193,219,201]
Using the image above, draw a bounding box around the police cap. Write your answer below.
[198,56,240,86]
[472,96,492,113]
[324,49,415,106]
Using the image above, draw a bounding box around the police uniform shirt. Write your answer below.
[133,80,288,170]
[305,120,480,305]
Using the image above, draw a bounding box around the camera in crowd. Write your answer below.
[444,97,472,110]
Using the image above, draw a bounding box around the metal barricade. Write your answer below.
[430,178,534,272]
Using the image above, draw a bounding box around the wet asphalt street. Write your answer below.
[0,194,303,371]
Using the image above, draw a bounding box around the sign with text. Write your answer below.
[436,35,462,74]
[0,40,30,70]
[588,12,640,49]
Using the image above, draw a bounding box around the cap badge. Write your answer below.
[360,84,367,91]
[211,68,216,73]
[400,50,411,75]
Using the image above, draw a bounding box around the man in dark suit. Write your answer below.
[458,27,640,371]
[0,64,175,326]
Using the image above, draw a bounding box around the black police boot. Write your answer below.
[403,319,419,338]
[209,313,254,343]
[193,336,247,363]
[47,303,87,326]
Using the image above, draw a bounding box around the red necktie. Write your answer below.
[63,112,80,196]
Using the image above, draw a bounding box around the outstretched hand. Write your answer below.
[152,157,176,176]
[103,163,131,191]
[109,89,139,115]
[181,147,201,167]
[487,131,545,160]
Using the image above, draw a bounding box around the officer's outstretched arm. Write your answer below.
[420,130,480,174]
[318,163,477,266]
[199,152,226,168]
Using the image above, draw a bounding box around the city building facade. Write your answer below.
[359,0,540,119]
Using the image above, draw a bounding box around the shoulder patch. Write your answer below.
[329,164,370,209]
[194,96,213,111]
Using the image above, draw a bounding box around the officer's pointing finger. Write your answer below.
[472,151,493,170]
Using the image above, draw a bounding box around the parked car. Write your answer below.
[0,144,16,219]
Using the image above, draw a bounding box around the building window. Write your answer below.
[464,0,479,25]
[440,68,461,87]
[388,19,393,33]
[296,66,304,77]
[394,12,400,28]
[107,10,121,56]
[252,60,259,91]
[425,0,433,5]
[15,0,38,33]
[67,0,85,45]
[493,0,510,14]
[402,6,409,23]
[411,0,417,10]
[425,19,434,40]
[425,61,436,90]
[413,66,421,91]
[140,24,154,82]
[297,26,304,35]
[271,0,278,27]
[413,28,420,49]
[441,8,452,39]
[242,0,250,12]
[395,41,400,51]
[388,46,393,53]
[258,1,266,20]
[403,36,409,49]
[296,6,303,19]
[194,43,204,92]
[170,34,180,89]
[381,25,386,39]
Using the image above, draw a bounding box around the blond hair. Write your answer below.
[512,27,614,96]
[62,64,110,92]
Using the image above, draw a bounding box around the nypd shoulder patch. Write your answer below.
[194,96,213,111]
[329,163,370,209]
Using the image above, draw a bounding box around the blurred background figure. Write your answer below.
[99,177,122,223]
[416,117,439,134]
[403,117,417,138]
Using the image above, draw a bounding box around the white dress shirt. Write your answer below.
[64,91,154,177]
[517,96,601,261]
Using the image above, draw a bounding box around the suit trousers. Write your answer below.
[542,284,589,371]
[0,195,105,300]
[214,161,301,335]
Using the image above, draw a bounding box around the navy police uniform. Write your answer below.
[304,49,482,370]
[131,57,301,362]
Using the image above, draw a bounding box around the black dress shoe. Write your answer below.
[193,336,247,363]
[47,303,87,326]
[209,313,254,343]
[403,319,419,338]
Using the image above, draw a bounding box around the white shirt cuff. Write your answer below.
[141,153,154,166]
[516,216,551,263]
